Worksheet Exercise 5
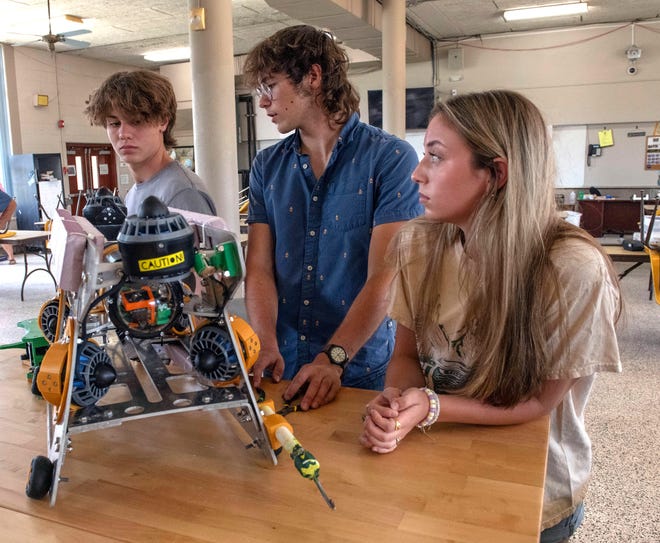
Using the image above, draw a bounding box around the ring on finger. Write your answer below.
[394,419,401,431]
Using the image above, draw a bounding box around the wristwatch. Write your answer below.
[323,344,349,371]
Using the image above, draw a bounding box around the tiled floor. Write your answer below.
[0,252,57,345]
[571,262,659,543]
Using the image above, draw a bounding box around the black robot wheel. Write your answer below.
[25,455,54,500]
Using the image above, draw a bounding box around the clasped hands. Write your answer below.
[359,386,429,453]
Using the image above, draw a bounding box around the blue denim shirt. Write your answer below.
[247,113,422,387]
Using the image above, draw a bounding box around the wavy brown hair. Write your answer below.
[242,25,359,126]
[393,90,621,407]
[84,70,178,149]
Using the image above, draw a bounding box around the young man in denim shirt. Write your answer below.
[243,25,423,410]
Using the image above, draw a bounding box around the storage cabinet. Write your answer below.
[578,199,641,237]
[9,153,64,230]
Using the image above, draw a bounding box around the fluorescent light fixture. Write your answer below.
[143,47,191,62]
[503,2,588,22]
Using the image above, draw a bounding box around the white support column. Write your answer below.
[188,0,240,235]
[381,0,406,138]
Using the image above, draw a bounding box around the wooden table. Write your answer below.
[604,245,649,279]
[0,229,56,300]
[0,348,549,543]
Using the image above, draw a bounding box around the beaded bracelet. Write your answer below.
[417,387,440,430]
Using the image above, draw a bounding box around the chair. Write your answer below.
[640,197,660,305]
[0,197,17,235]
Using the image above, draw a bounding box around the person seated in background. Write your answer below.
[83,70,216,217]
[360,90,622,543]
[242,25,423,410]
[0,182,17,264]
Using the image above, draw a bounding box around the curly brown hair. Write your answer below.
[84,70,178,149]
[242,25,360,126]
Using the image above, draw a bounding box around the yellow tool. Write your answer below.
[259,399,335,510]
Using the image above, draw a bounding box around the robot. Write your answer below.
[26,197,332,508]
[81,186,127,242]
[37,186,126,345]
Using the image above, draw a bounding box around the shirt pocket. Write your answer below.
[323,185,370,232]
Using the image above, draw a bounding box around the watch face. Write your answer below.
[329,345,347,363]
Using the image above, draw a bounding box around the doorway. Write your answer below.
[66,143,117,215]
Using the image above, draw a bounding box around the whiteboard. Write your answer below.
[552,125,586,188]
[584,123,660,187]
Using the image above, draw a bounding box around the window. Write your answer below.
[367,87,434,131]
[0,48,13,193]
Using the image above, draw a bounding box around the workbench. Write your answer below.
[0,347,549,543]
[604,244,649,279]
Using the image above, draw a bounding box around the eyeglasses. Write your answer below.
[254,81,275,101]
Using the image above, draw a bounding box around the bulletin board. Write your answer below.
[644,135,660,171]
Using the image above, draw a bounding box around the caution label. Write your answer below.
[138,251,185,272]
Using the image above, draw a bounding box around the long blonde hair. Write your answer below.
[394,90,621,406]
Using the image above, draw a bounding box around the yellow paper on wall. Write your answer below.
[598,129,614,147]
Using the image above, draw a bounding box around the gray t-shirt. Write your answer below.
[124,161,216,216]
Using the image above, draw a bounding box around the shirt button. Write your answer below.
[307,265,313,271]
[309,230,316,236]
[302,163,308,169]
[300,335,306,341]
[312,196,318,202]
[303,299,310,305]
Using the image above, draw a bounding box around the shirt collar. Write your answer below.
[287,112,361,154]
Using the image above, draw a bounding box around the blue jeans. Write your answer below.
[540,502,585,543]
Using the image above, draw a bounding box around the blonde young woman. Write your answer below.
[360,90,622,543]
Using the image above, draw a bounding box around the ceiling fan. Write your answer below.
[11,0,91,52]
[38,0,92,52]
